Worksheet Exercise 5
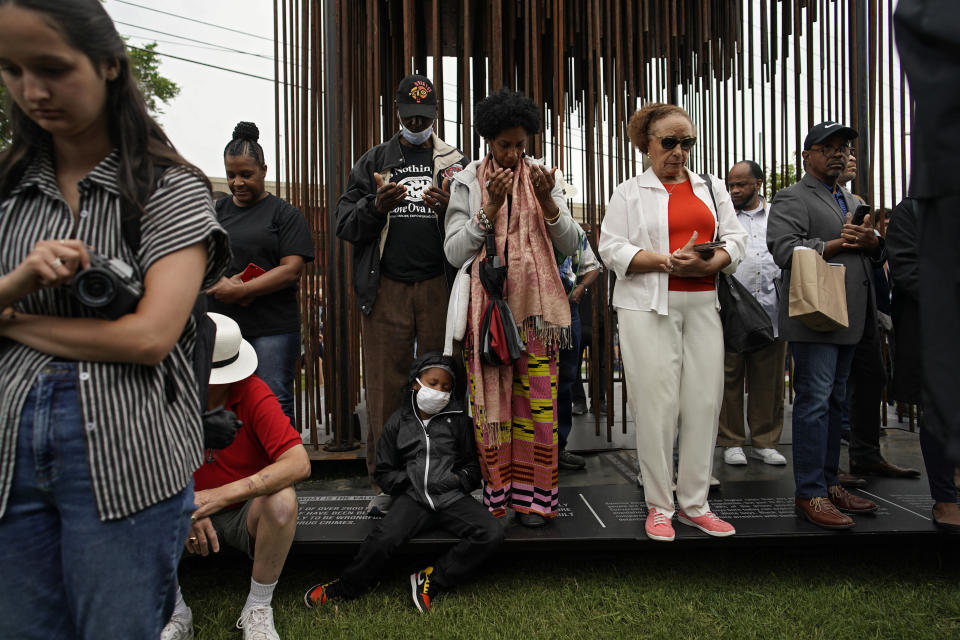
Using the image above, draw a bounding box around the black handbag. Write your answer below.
[699,173,775,354]
[717,272,775,353]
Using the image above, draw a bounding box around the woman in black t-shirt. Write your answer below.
[208,122,315,424]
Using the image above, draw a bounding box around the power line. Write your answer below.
[117,20,276,62]
[123,34,265,57]
[112,0,302,49]
[127,44,278,83]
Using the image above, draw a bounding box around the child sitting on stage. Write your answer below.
[303,353,504,612]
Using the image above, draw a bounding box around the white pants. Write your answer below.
[618,291,725,518]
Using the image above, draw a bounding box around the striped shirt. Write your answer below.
[0,148,231,521]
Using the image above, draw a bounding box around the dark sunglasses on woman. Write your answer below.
[650,134,697,151]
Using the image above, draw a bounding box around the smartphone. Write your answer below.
[851,204,871,226]
[239,263,266,282]
[692,241,725,253]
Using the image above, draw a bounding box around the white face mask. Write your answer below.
[401,123,434,145]
[415,378,450,415]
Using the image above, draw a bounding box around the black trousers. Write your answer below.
[572,316,607,407]
[340,493,504,596]
[919,418,958,504]
[919,194,960,463]
[848,325,885,464]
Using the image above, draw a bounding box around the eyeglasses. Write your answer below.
[811,143,853,156]
[649,134,697,151]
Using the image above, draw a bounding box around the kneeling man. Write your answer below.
[163,313,311,640]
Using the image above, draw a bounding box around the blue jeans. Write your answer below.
[790,342,856,498]
[249,330,301,426]
[557,301,582,450]
[0,363,193,640]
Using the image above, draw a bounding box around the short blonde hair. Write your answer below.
[628,103,693,153]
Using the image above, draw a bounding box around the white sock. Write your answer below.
[172,584,190,618]
[243,578,277,612]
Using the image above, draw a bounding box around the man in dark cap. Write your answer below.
[766,122,885,530]
[336,75,467,517]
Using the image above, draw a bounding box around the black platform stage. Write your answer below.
[293,475,942,553]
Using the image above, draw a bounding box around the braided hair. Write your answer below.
[224,121,265,167]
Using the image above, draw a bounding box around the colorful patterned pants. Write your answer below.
[471,347,559,518]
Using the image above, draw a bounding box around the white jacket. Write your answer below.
[598,168,747,315]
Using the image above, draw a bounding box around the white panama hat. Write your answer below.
[208,312,258,385]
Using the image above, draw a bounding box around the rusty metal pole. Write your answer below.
[323,0,357,452]
[854,0,871,198]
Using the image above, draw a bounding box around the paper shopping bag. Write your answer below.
[788,247,849,331]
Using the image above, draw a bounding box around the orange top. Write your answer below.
[666,179,716,292]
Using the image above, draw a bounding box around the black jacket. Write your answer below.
[335,133,467,315]
[373,393,481,511]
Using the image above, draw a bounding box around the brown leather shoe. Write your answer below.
[795,497,855,530]
[838,471,867,488]
[828,485,878,514]
[849,458,921,478]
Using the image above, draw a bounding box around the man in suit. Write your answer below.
[895,1,960,463]
[766,122,882,530]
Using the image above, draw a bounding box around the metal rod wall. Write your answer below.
[273,0,913,450]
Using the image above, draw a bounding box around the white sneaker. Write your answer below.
[751,447,787,465]
[724,447,748,466]
[710,475,721,488]
[236,606,280,640]
[161,607,194,640]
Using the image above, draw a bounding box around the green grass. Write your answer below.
[179,543,960,639]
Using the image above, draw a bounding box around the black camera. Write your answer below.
[70,251,143,319]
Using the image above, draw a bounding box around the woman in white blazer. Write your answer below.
[598,103,747,542]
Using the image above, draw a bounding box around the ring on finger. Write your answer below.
[50,257,63,269]
[188,536,198,543]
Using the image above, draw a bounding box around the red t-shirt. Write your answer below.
[667,179,716,292]
[194,375,303,503]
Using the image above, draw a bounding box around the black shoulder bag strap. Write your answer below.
[698,173,720,240]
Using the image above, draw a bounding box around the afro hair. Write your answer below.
[474,88,541,140]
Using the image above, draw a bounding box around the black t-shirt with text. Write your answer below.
[208,193,315,337]
[379,145,444,283]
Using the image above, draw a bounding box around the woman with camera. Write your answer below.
[207,122,315,426]
[0,1,230,637]
[598,103,747,542]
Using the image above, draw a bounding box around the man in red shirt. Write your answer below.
[162,313,311,640]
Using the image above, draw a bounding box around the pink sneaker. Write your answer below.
[645,510,675,542]
[678,510,736,537]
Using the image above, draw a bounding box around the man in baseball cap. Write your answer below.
[335,74,467,518]
[766,120,885,531]
[395,74,438,120]
[802,121,858,150]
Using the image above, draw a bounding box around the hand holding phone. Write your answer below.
[239,263,266,282]
[691,240,725,260]
[851,204,871,226]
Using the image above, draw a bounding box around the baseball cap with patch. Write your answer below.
[396,74,438,119]
[803,121,858,150]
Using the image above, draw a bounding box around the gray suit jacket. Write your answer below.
[766,173,877,345]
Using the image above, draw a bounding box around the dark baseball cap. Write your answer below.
[395,75,438,119]
[803,121,858,150]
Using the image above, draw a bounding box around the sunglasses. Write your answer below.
[649,134,697,151]
[811,143,853,157]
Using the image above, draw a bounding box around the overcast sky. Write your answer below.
[105,0,279,179]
